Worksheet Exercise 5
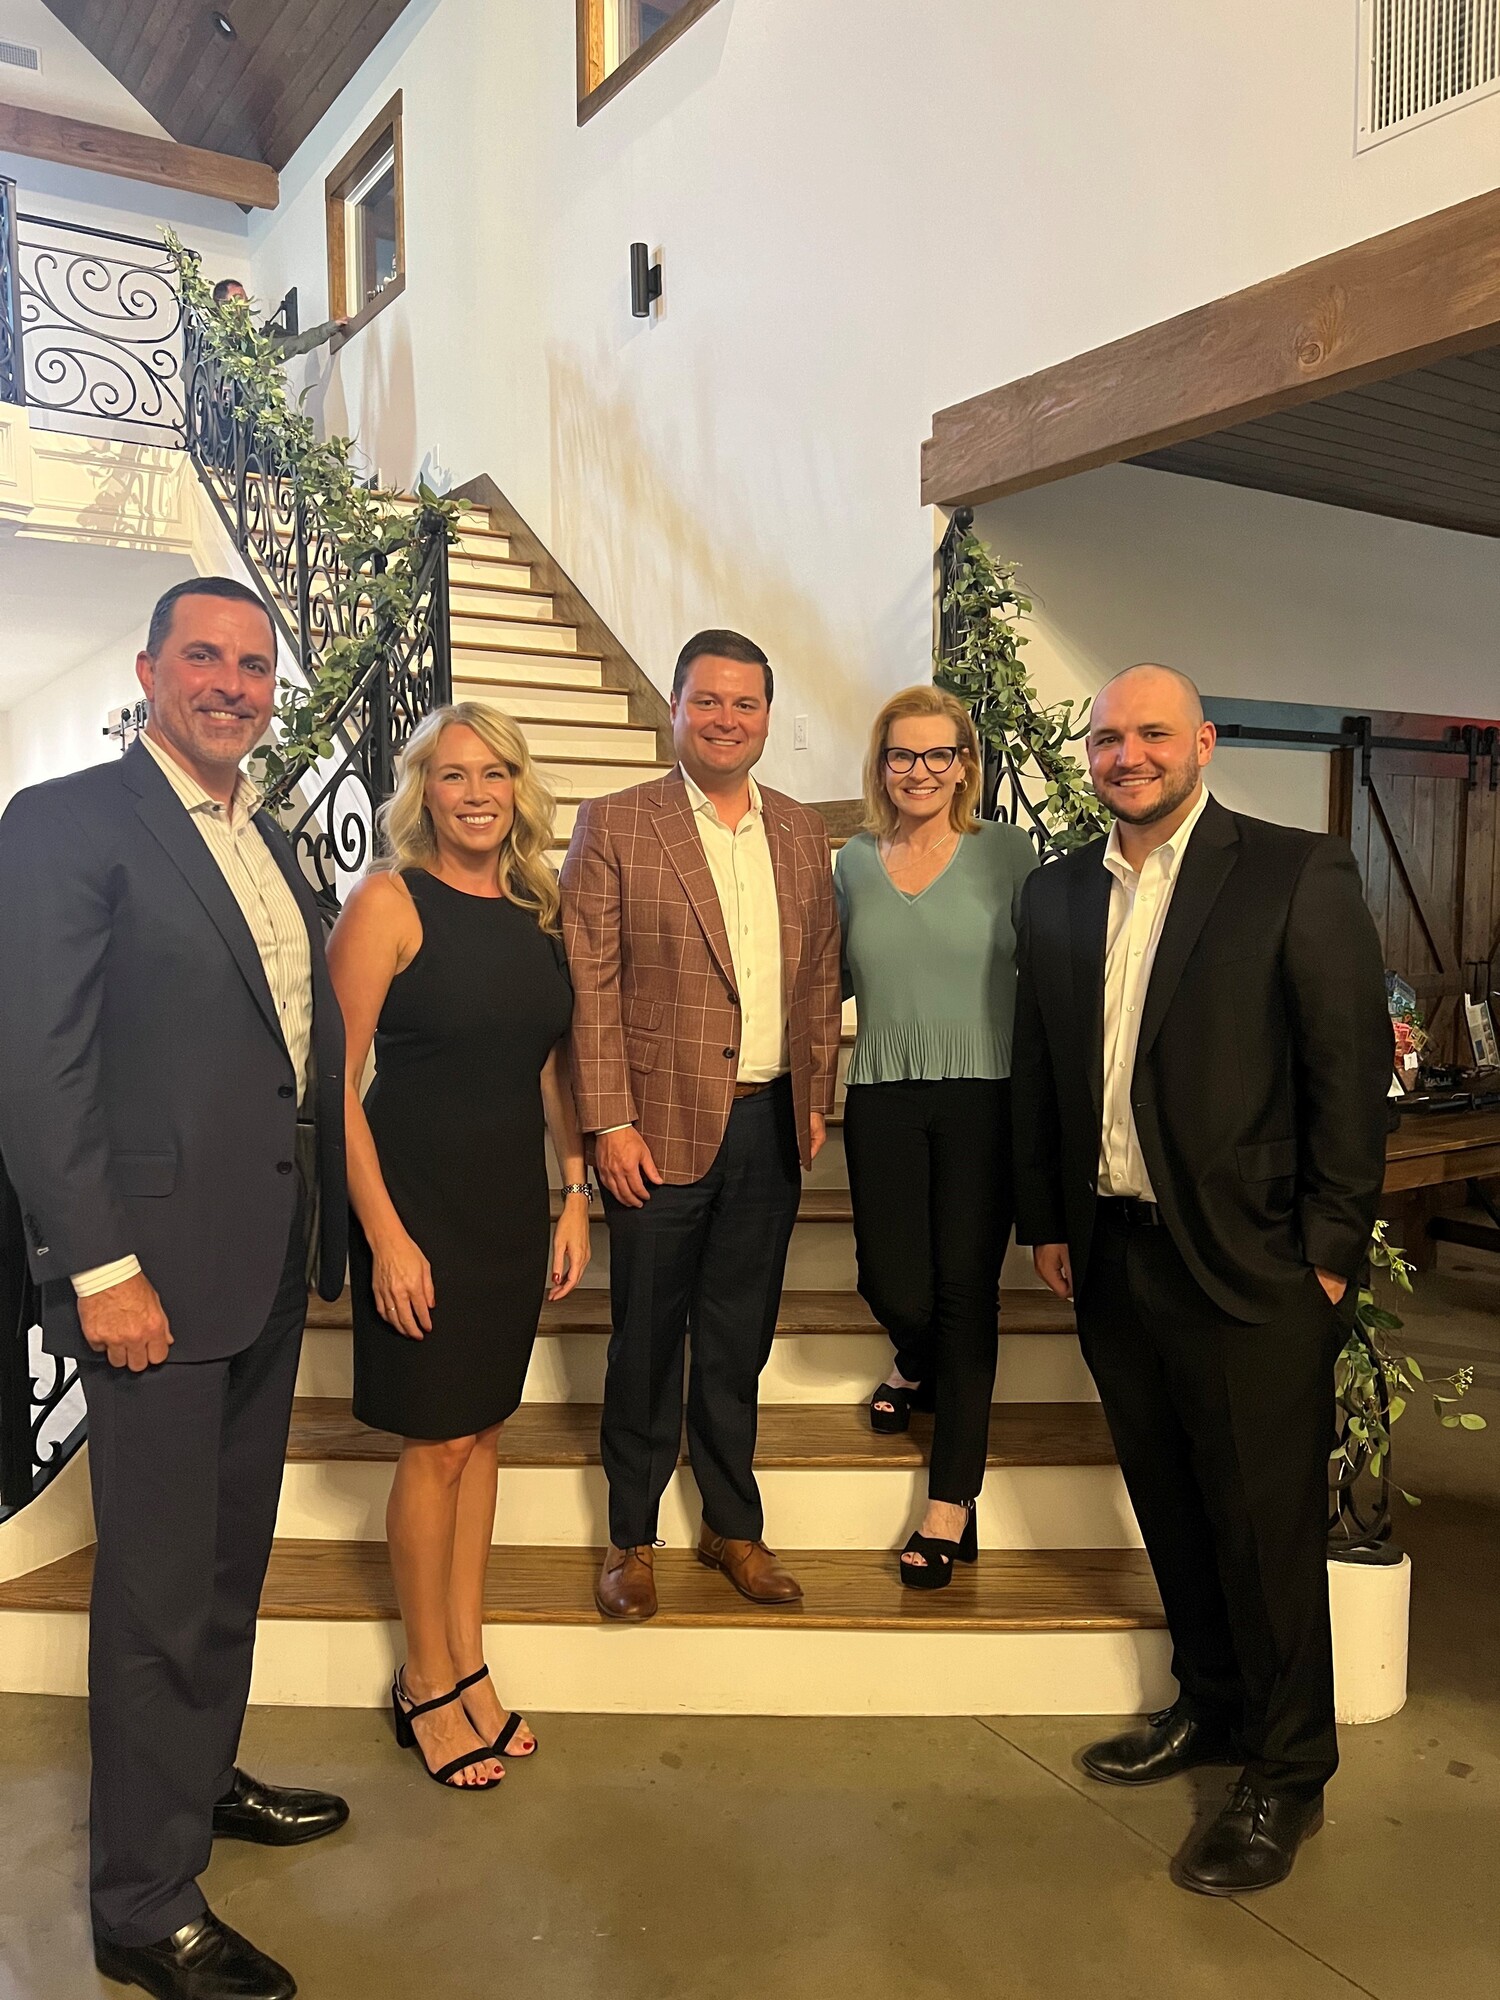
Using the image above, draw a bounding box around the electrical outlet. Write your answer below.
[793,715,809,750]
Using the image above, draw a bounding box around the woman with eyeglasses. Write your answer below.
[834,686,1037,1587]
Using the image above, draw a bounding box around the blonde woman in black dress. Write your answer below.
[328,702,591,1791]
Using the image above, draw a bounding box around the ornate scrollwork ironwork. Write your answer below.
[0,1159,83,1518]
[13,214,186,444]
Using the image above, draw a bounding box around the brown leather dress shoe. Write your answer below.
[697,1527,803,1603]
[595,1543,657,1620]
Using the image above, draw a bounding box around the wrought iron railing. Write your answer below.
[0,213,454,1513]
[1,199,186,444]
[0,1159,83,1518]
[181,300,453,915]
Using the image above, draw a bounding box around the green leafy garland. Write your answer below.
[935,518,1484,1509]
[1340,1222,1484,1509]
[164,233,460,805]
[932,523,1109,852]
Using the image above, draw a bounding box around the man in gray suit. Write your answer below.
[0,579,350,2000]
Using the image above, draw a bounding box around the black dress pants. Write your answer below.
[1076,1202,1347,1801]
[600,1076,801,1549]
[78,1203,309,1946]
[842,1079,1014,1502]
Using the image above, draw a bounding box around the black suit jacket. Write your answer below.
[0,740,347,1361]
[1011,794,1392,1322]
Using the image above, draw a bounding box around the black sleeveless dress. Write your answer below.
[350,869,574,1440]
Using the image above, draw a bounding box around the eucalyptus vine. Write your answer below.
[163,231,460,806]
[933,523,1109,852]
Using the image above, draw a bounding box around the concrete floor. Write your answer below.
[2,1247,1496,2000]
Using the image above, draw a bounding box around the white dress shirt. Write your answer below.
[72,732,314,1298]
[682,768,788,1083]
[1097,783,1211,1199]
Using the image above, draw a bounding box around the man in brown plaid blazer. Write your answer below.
[561,630,842,1619]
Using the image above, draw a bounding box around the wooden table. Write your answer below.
[1381,1108,1500,1268]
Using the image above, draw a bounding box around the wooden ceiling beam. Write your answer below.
[0,101,278,207]
[922,185,1500,510]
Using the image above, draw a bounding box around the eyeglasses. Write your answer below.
[882,746,962,775]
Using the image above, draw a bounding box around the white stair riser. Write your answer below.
[295,1327,1098,1405]
[537,761,673,795]
[449,558,531,590]
[457,620,578,654]
[273,1462,1140,1551]
[509,724,659,763]
[453,651,603,688]
[451,682,630,725]
[452,593,553,625]
[0,1610,1174,1716]
[451,532,512,561]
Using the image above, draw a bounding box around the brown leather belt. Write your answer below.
[732,1080,776,1099]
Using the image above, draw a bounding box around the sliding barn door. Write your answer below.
[1464,766,1500,1028]
[1336,747,1472,1063]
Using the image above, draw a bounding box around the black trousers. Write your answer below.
[1076,1202,1347,1801]
[79,1203,308,1946]
[842,1079,1014,1502]
[600,1077,801,1548]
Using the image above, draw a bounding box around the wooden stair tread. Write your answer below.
[539,1185,852,1223]
[0,1542,1162,1631]
[304,1286,1078,1337]
[285,1399,1113,1469]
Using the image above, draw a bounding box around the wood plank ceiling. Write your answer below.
[41,1,415,171]
[1132,348,1500,540]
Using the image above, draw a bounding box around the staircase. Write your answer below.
[0,500,1170,1714]
[443,507,673,845]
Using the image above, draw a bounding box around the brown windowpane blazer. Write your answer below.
[560,768,842,1184]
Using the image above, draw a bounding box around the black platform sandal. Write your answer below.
[454,1662,536,1759]
[869,1377,935,1434]
[391,1673,504,1789]
[898,1501,978,1590]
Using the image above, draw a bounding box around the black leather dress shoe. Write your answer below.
[1080,1704,1240,1786]
[94,1911,295,1999]
[212,1768,349,1847]
[1175,1781,1324,1894]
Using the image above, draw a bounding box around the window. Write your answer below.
[576,0,724,123]
[325,93,405,336]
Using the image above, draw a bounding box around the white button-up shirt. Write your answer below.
[72,731,314,1298]
[683,768,788,1083]
[1097,784,1210,1199]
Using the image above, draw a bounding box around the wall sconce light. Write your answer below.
[630,242,662,318]
[212,10,236,36]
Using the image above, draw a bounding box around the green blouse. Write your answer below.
[834,820,1039,1086]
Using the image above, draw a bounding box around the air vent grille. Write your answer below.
[1359,0,1500,146]
[0,40,41,71]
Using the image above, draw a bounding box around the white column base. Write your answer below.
[1330,1552,1411,1724]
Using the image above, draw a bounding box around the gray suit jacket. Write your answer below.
[0,739,347,1362]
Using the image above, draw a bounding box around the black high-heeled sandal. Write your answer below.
[391,1673,504,1790]
[454,1662,535,1759]
[898,1501,978,1590]
[868,1378,935,1434]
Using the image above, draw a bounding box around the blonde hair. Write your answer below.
[375,701,561,932]
[861,684,982,839]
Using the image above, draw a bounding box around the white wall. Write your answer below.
[3,617,149,799]
[0,0,251,274]
[0,0,167,135]
[237,0,1500,798]
[978,464,1500,831]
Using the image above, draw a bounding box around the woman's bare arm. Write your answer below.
[326,874,434,1335]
